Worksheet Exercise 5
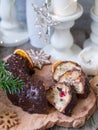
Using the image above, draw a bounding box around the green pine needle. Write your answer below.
[0,60,23,94]
[91,115,95,126]
[90,115,98,130]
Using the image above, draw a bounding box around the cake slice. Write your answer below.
[59,70,90,98]
[46,83,77,115]
[52,61,82,81]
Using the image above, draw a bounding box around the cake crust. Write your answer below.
[59,70,90,98]
[52,61,82,81]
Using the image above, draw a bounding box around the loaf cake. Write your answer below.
[59,70,90,98]
[52,61,82,81]
[46,83,77,115]
[7,79,48,114]
[7,54,48,114]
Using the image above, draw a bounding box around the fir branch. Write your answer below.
[0,60,23,94]
[90,115,98,130]
[91,115,95,126]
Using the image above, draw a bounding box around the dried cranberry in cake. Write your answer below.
[7,79,48,114]
[59,70,90,98]
[46,83,77,115]
[52,61,82,81]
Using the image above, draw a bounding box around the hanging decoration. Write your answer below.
[32,2,60,44]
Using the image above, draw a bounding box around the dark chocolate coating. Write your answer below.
[78,77,90,98]
[62,82,77,116]
[7,54,48,114]
[64,86,77,116]
[6,54,34,78]
[7,80,48,114]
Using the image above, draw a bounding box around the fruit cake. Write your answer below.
[52,61,82,81]
[59,70,90,98]
[46,83,77,115]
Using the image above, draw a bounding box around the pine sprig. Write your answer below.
[0,60,23,94]
[90,115,98,130]
[91,115,95,126]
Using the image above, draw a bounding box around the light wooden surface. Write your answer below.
[0,29,98,130]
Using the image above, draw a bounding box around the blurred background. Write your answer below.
[14,0,95,48]
[75,0,94,30]
[0,0,95,58]
[14,0,94,30]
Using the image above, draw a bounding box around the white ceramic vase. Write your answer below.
[0,0,29,47]
[0,0,19,29]
[26,0,48,48]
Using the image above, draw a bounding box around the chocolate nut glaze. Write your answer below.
[7,54,48,114]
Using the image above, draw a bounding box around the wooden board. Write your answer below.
[0,61,97,130]
[0,88,96,130]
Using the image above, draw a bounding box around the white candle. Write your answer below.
[51,0,77,17]
[94,0,98,15]
[45,0,48,4]
[79,47,98,75]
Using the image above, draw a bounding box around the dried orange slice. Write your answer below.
[14,49,34,69]
[52,60,64,73]
[90,75,98,95]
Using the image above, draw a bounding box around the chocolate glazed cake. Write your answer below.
[59,70,90,98]
[6,54,48,114]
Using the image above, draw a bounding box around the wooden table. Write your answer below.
[0,29,98,130]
